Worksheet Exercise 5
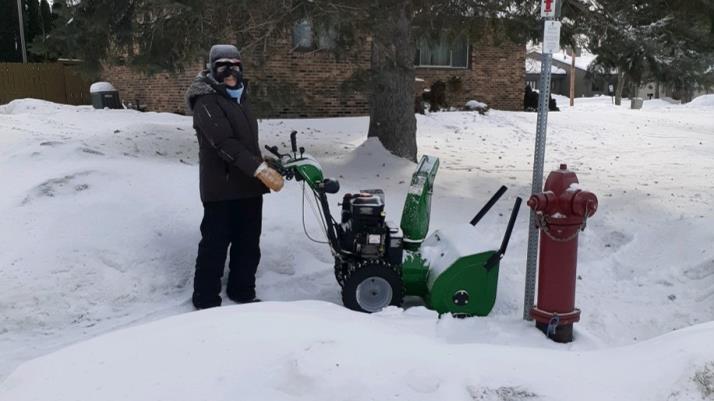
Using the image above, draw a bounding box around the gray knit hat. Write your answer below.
[207,44,241,68]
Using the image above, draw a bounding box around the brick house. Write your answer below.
[103,26,525,117]
[525,50,621,99]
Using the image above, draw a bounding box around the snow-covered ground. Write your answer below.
[0,95,713,400]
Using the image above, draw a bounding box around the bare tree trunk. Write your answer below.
[655,81,660,99]
[367,1,417,161]
[615,70,625,106]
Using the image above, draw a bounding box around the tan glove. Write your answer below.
[256,166,284,192]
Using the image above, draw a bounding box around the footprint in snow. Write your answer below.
[684,259,714,280]
[21,171,95,205]
[80,147,105,156]
[604,230,633,251]
[467,386,538,401]
[39,141,64,147]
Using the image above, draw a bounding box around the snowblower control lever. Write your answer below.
[484,196,522,271]
[290,130,298,153]
[265,145,284,158]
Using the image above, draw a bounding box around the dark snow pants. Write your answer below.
[193,196,262,308]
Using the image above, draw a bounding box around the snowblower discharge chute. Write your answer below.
[266,132,522,316]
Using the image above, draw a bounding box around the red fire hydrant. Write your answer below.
[527,164,598,343]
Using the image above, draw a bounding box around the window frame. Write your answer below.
[292,19,315,52]
[292,18,339,52]
[414,35,470,69]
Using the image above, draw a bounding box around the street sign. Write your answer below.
[541,0,557,18]
[542,21,561,54]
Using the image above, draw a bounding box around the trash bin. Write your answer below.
[630,97,643,110]
[90,82,122,109]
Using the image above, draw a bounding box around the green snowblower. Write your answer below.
[266,132,522,316]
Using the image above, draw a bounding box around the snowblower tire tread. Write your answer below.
[341,260,404,313]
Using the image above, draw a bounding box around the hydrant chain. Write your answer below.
[534,209,589,243]
[546,314,560,337]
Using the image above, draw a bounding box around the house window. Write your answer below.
[317,26,338,49]
[292,19,314,51]
[415,35,469,68]
[292,19,338,51]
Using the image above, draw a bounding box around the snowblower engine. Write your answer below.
[338,190,403,265]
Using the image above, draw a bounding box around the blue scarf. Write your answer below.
[226,85,244,103]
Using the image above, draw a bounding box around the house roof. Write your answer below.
[525,58,567,75]
[527,49,598,72]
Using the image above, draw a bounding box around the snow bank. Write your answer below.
[687,94,714,109]
[1,98,713,397]
[0,98,88,115]
[639,98,677,109]
[1,301,713,401]
[0,99,201,379]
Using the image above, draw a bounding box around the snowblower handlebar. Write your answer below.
[265,145,283,158]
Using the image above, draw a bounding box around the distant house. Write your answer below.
[102,24,525,117]
[637,80,713,102]
[525,50,617,98]
[525,58,567,94]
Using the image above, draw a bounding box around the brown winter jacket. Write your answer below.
[185,72,268,202]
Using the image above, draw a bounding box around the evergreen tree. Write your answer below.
[30,0,68,61]
[40,0,51,36]
[571,0,714,103]
[25,0,43,59]
[31,0,53,60]
[50,1,63,25]
[0,0,22,61]
[277,0,538,160]
[40,0,538,160]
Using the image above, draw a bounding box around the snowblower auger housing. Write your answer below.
[267,132,522,316]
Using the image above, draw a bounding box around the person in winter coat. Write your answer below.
[185,44,284,309]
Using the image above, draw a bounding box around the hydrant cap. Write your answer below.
[572,191,599,217]
[544,165,579,200]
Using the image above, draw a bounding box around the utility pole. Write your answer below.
[569,47,576,107]
[16,0,28,63]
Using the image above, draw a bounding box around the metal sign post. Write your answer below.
[523,0,561,321]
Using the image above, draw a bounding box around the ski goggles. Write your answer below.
[214,58,242,73]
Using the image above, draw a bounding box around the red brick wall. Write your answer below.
[244,36,371,118]
[102,35,524,116]
[415,40,525,111]
[103,66,199,114]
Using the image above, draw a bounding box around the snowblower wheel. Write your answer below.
[341,262,404,313]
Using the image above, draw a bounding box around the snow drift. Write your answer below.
[1,301,713,401]
[1,97,713,399]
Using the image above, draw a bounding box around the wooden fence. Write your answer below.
[0,63,92,106]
